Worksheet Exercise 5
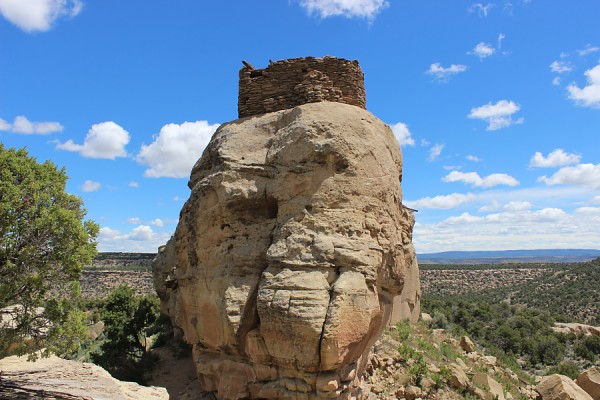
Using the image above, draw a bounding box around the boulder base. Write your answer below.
[154,102,420,399]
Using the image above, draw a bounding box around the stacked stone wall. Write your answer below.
[238,56,366,118]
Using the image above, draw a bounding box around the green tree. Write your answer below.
[0,145,98,357]
[91,284,161,383]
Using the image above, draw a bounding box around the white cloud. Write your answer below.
[150,218,164,227]
[538,163,600,190]
[567,64,600,108]
[127,225,154,241]
[469,42,496,59]
[57,121,130,159]
[550,61,572,74]
[136,120,219,178]
[577,44,599,56]
[503,201,532,211]
[0,115,63,134]
[99,226,120,239]
[466,155,481,162]
[478,200,501,212]
[126,217,141,224]
[497,33,505,49]
[0,118,10,130]
[552,77,561,86]
[592,195,600,204]
[390,122,415,146]
[575,206,600,214]
[0,0,82,32]
[443,170,519,188]
[468,100,523,131]
[529,149,581,168]
[298,0,388,19]
[98,225,171,252]
[128,181,139,188]
[428,143,444,162]
[81,179,101,192]
[404,193,476,210]
[468,3,494,17]
[413,204,600,253]
[426,63,467,82]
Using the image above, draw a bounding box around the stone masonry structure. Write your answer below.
[238,56,366,118]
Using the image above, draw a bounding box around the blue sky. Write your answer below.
[1,0,599,253]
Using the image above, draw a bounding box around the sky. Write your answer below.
[1,0,599,254]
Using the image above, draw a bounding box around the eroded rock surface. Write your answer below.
[154,101,420,399]
[0,355,168,399]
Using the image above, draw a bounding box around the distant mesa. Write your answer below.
[238,56,366,118]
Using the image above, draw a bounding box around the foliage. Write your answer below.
[422,297,567,369]
[91,284,161,383]
[548,361,581,380]
[0,145,98,357]
[574,335,600,363]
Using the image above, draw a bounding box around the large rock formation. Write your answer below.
[154,69,420,399]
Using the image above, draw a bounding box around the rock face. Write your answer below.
[0,355,168,399]
[536,374,593,400]
[577,368,600,400]
[154,101,420,399]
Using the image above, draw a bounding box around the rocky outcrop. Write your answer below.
[577,368,600,400]
[536,374,593,400]
[154,101,420,399]
[552,323,600,337]
[0,355,168,399]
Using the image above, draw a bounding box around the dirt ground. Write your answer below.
[148,342,214,400]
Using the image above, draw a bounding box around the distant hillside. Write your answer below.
[418,248,600,264]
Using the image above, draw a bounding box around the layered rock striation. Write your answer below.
[154,74,419,399]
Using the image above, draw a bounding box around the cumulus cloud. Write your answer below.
[98,225,172,252]
[81,180,101,192]
[126,217,140,224]
[552,77,561,86]
[478,200,501,212]
[428,144,444,162]
[298,0,388,19]
[57,121,130,159]
[503,201,532,211]
[413,204,600,253]
[136,120,219,178]
[150,218,164,227]
[127,225,154,241]
[538,163,600,190]
[567,64,600,108]
[426,63,467,82]
[128,181,139,188]
[443,170,519,188]
[469,42,496,59]
[0,115,63,134]
[404,193,476,209]
[0,0,82,32]
[390,122,415,146]
[529,149,581,168]
[466,155,481,162]
[468,3,494,17]
[550,61,572,74]
[468,100,523,131]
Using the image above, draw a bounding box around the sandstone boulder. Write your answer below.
[577,368,600,400]
[473,372,505,400]
[154,101,420,399]
[460,335,475,353]
[536,374,593,400]
[0,354,168,399]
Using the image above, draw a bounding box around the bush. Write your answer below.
[548,361,580,380]
[91,285,161,383]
